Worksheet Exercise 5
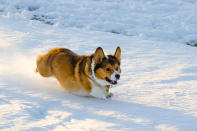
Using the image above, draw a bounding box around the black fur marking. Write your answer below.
[94,55,120,71]
[94,63,104,71]
[59,49,78,74]
[107,55,120,65]
[70,56,77,74]
[59,48,67,52]
[79,57,87,75]
[94,57,107,71]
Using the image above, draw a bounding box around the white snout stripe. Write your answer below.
[111,70,120,81]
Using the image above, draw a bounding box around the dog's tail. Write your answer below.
[36,54,53,77]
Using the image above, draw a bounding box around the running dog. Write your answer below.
[36,47,121,99]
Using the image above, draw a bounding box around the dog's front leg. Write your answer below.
[106,92,113,98]
[105,85,113,99]
[90,85,108,99]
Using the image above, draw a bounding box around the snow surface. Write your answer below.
[1,0,197,130]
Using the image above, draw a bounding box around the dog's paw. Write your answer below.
[106,92,113,99]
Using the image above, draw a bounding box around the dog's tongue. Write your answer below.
[110,80,117,85]
[105,77,118,85]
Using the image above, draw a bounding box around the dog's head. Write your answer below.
[92,46,121,86]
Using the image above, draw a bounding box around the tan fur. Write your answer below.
[94,47,121,81]
[114,46,121,63]
[36,47,121,98]
[36,48,92,93]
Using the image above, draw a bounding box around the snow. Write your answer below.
[1,0,197,130]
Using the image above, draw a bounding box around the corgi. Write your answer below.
[36,47,121,99]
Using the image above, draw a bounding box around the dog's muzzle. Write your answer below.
[105,77,118,85]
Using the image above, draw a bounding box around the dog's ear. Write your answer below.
[114,46,121,63]
[94,47,105,64]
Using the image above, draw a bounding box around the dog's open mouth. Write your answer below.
[105,77,117,85]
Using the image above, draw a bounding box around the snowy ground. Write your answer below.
[1,0,197,131]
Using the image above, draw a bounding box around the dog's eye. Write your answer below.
[106,68,110,71]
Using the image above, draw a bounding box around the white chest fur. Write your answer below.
[89,80,107,99]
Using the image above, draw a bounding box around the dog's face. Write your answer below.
[93,47,121,85]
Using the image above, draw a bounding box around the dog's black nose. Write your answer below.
[115,74,120,79]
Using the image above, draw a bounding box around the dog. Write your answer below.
[36,47,121,99]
